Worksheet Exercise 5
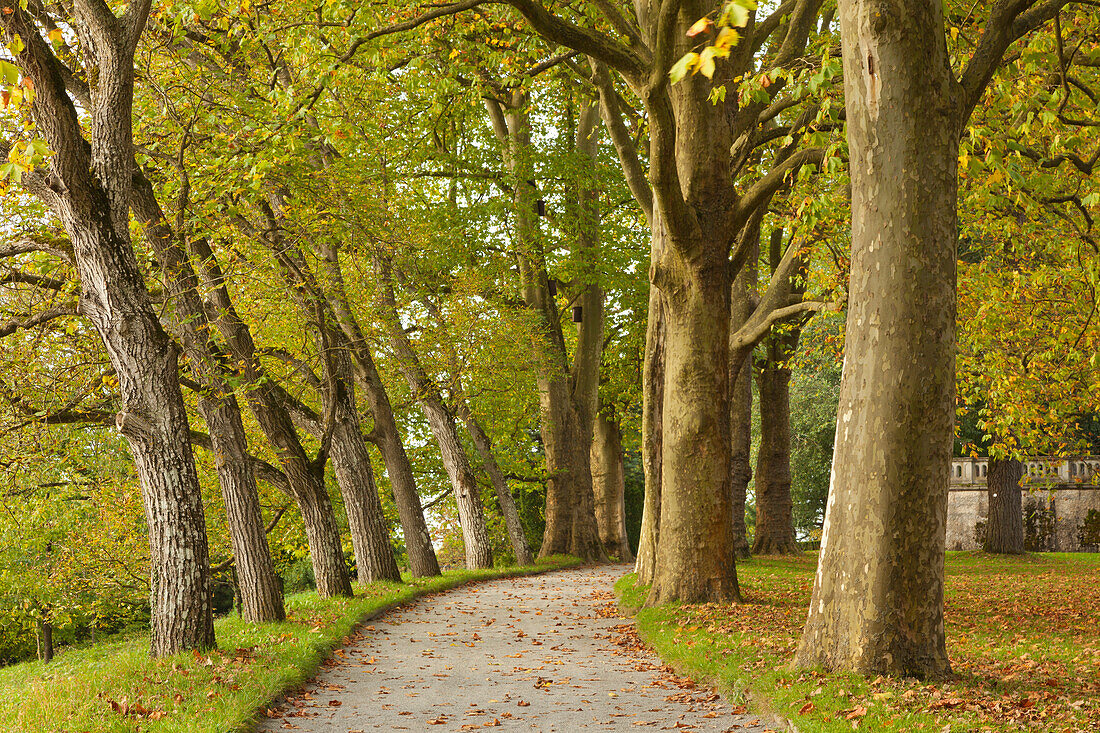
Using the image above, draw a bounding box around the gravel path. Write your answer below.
[257,564,773,732]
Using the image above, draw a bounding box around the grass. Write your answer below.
[0,555,581,733]
[616,552,1100,732]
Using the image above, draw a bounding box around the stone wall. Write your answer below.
[946,457,1100,552]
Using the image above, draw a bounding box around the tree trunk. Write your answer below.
[197,395,287,621]
[729,242,757,560]
[37,620,53,663]
[484,94,606,562]
[795,0,958,676]
[591,409,633,561]
[321,246,441,578]
[458,403,535,565]
[132,176,285,623]
[729,360,753,559]
[189,238,352,598]
[752,338,800,555]
[984,458,1024,554]
[646,218,739,605]
[2,3,218,655]
[330,378,402,583]
[635,287,664,586]
[376,261,493,569]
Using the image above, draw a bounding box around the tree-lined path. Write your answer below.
[258,567,768,732]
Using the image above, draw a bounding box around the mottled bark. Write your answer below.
[796,0,959,676]
[646,212,740,605]
[592,408,633,561]
[458,403,535,565]
[729,237,758,561]
[752,337,800,555]
[984,458,1024,554]
[376,260,493,569]
[635,287,664,586]
[1,1,216,655]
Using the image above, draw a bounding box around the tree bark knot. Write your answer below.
[116,410,155,440]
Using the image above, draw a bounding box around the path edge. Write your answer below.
[241,557,586,732]
[613,578,800,733]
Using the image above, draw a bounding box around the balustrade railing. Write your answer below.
[948,457,1100,486]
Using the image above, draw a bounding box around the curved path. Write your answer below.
[258,565,771,732]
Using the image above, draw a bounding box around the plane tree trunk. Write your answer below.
[752,334,801,555]
[795,0,959,676]
[483,92,607,562]
[592,408,633,561]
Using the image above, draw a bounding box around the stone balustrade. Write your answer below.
[949,457,1100,487]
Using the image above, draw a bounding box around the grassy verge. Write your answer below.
[0,555,581,733]
[616,552,1100,732]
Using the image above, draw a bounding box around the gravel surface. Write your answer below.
[256,564,774,732]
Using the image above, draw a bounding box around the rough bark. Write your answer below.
[795,0,959,676]
[196,396,287,620]
[752,336,800,555]
[984,458,1025,554]
[457,403,535,565]
[132,177,285,623]
[254,220,401,586]
[320,245,441,578]
[1,0,217,655]
[189,238,352,598]
[591,408,633,561]
[330,375,402,583]
[376,260,493,569]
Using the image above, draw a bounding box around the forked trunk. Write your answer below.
[592,409,633,561]
[795,0,958,676]
[190,238,351,598]
[984,458,1024,555]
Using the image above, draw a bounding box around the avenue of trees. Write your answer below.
[0,0,1096,678]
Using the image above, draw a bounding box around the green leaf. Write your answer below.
[669,52,698,83]
[0,59,20,86]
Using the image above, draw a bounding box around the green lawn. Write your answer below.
[0,556,580,733]
[617,552,1100,732]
